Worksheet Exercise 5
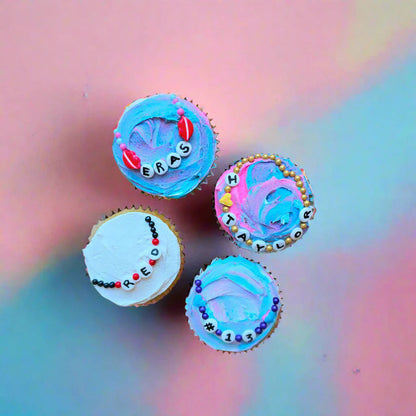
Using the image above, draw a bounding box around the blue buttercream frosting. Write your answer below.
[112,94,217,199]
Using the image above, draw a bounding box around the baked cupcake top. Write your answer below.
[83,208,183,306]
[112,94,217,199]
[185,256,282,353]
[214,154,316,253]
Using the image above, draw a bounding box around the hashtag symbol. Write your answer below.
[204,323,215,331]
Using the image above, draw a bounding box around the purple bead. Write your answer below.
[215,329,222,336]
[195,286,202,293]
[235,334,242,342]
[271,305,278,312]
[260,321,267,329]
[273,297,280,305]
[202,313,209,320]
[255,327,262,335]
[199,306,206,313]
[195,279,202,286]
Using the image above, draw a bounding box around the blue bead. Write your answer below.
[255,327,262,335]
[260,321,267,329]
[195,279,202,286]
[202,313,209,319]
[195,286,202,293]
[199,306,206,313]
[116,138,122,144]
[273,297,280,305]
[215,329,222,336]
[235,335,242,342]
[271,305,278,312]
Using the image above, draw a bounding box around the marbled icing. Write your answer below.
[185,256,281,352]
[112,94,216,198]
[214,157,315,250]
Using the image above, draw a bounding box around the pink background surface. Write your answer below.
[1,1,416,415]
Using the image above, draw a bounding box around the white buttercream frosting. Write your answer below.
[83,211,182,306]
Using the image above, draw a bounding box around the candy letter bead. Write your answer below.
[121,279,136,291]
[140,163,154,178]
[167,152,182,169]
[235,229,250,242]
[221,330,235,343]
[272,239,286,251]
[299,207,313,222]
[253,240,266,252]
[221,212,236,226]
[149,247,162,260]
[153,159,168,175]
[137,262,153,278]
[242,329,257,343]
[178,116,194,141]
[225,173,239,186]
[176,141,192,157]
[290,227,303,240]
[202,318,218,333]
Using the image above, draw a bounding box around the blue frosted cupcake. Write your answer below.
[112,94,218,199]
[185,256,282,353]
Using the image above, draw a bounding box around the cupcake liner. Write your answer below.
[185,256,283,354]
[85,206,185,307]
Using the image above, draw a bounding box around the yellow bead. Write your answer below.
[246,239,253,246]
[300,187,306,194]
[300,223,308,229]
[296,180,303,187]
[285,237,292,245]
[255,153,261,159]
[304,201,310,207]
[266,245,273,252]
[294,175,301,181]
[301,195,308,201]
[289,171,296,177]
[275,158,282,165]
[248,156,254,162]
[231,225,238,233]
[283,170,289,177]
[237,162,242,168]
[242,158,248,163]
[224,186,231,193]
[262,153,269,159]
[234,167,240,174]
[223,206,230,213]
[279,164,286,171]
[270,154,276,160]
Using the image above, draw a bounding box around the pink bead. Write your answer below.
[115,132,121,138]
[172,98,179,104]
[177,108,185,116]
[120,144,127,150]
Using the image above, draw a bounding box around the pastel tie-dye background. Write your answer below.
[1,1,415,415]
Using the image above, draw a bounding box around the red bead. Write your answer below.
[152,238,159,245]
[132,273,139,280]
[122,149,141,169]
[115,281,121,288]
[149,259,156,266]
[178,116,194,141]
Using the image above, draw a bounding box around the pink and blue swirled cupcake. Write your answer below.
[214,153,316,253]
[112,94,218,199]
[185,256,282,353]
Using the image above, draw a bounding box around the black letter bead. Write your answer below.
[109,282,115,288]
[98,281,104,287]
[145,216,151,222]
[152,233,158,238]
[92,279,98,285]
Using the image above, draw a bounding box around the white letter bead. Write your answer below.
[121,279,136,291]
[167,152,182,169]
[221,330,235,343]
[272,239,286,251]
[299,207,313,222]
[290,227,303,240]
[176,140,192,157]
[202,318,218,333]
[225,173,239,186]
[153,159,168,175]
[253,240,266,252]
[137,262,153,279]
[235,229,250,242]
[149,247,162,260]
[140,163,154,178]
[242,329,257,343]
[221,212,237,226]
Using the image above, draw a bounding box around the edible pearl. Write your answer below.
[283,170,289,177]
[246,239,253,246]
[279,165,285,171]
[300,223,308,229]
[233,167,240,174]
[296,180,303,187]
[304,201,310,207]
[300,187,306,194]
[275,159,281,165]
[266,245,273,252]
[294,175,301,181]
[269,154,276,160]
[290,171,296,177]
[262,153,268,159]
[255,153,261,158]
[223,206,230,213]
[242,158,248,163]
[285,237,292,245]
[248,156,254,162]
[237,162,242,168]
[302,195,308,201]
[231,225,238,233]
[224,186,231,193]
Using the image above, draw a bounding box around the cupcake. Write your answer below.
[214,153,316,253]
[83,207,184,306]
[112,93,218,199]
[185,256,282,353]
